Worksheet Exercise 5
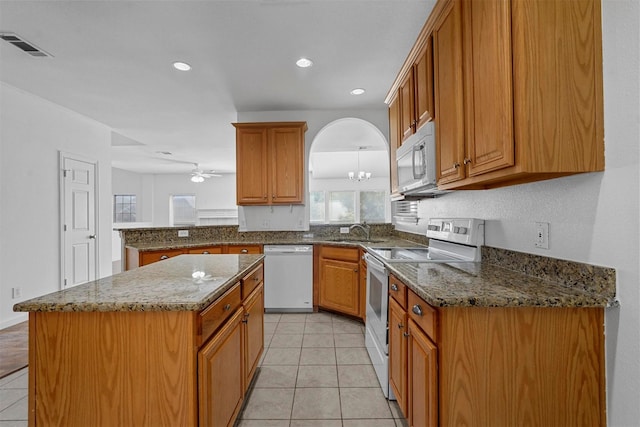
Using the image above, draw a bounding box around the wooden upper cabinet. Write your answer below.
[462,0,514,178]
[414,36,435,130]
[433,0,465,185]
[235,126,269,204]
[388,94,401,195]
[388,0,604,191]
[234,122,307,205]
[400,72,416,142]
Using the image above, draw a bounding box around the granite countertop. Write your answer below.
[384,259,615,308]
[13,254,264,313]
[125,236,420,251]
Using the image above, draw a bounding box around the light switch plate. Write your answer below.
[534,222,549,249]
[340,227,350,234]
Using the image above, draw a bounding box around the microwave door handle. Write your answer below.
[412,144,426,179]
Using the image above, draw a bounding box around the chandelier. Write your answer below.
[348,147,372,181]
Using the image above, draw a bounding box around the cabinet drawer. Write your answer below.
[226,245,263,254]
[187,246,223,254]
[140,249,184,266]
[407,289,437,342]
[242,264,264,299]
[389,274,407,309]
[199,283,242,346]
[320,245,359,262]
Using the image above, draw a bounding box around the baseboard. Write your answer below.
[0,313,28,330]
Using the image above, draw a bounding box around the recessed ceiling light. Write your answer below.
[173,61,192,71]
[350,88,366,95]
[296,58,313,68]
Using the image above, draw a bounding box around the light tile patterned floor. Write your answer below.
[0,312,408,427]
[236,311,408,427]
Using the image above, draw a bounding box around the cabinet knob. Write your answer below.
[412,304,423,316]
[254,276,260,281]
[453,162,461,169]
[390,284,399,292]
[463,158,472,165]
[354,269,358,273]
[241,249,248,254]
[223,303,231,311]
[160,255,169,260]
[398,323,404,329]
[202,251,210,254]
[403,332,410,338]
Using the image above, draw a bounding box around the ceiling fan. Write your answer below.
[190,163,221,182]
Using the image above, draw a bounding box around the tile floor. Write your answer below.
[0,312,407,427]
[0,367,27,427]
[236,311,408,426]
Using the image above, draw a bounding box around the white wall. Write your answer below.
[0,83,113,328]
[400,2,639,424]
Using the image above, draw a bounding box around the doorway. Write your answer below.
[60,152,99,289]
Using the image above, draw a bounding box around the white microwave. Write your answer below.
[396,122,442,195]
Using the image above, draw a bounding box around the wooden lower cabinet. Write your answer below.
[317,245,361,318]
[389,284,606,426]
[188,246,223,254]
[388,297,408,416]
[125,245,262,270]
[198,308,245,427]
[243,283,264,390]
[225,244,263,254]
[407,318,438,427]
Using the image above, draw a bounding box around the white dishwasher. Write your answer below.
[263,245,313,312]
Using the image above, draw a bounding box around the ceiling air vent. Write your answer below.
[0,33,52,57]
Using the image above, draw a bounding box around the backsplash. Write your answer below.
[482,246,617,301]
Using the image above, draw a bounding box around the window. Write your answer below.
[171,194,196,226]
[310,190,387,224]
[113,195,136,223]
[360,191,386,223]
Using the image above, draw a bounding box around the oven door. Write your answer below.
[364,253,389,353]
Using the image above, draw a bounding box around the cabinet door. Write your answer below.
[269,126,304,204]
[243,283,264,390]
[198,308,244,427]
[463,0,514,176]
[318,258,360,317]
[400,72,416,142]
[225,244,263,255]
[236,127,269,205]
[414,36,435,129]
[434,0,466,185]
[389,297,408,417]
[388,94,401,195]
[408,319,438,427]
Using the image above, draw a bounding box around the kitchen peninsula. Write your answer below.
[14,254,265,427]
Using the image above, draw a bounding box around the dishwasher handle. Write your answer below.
[364,253,387,274]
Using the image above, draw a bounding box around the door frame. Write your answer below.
[59,151,100,290]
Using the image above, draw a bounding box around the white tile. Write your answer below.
[241,388,294,420]
[340,388,393,419]
[302,334,334,348]
[299,348,336,365]
[0,397,27,421]
[262,347,301,365]
[296,365,338,388]
[0,389,27,413]
[269,334,303,348]
[291,388,341,419]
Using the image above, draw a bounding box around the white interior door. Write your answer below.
[62,155,98,289]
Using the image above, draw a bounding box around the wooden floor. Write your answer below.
[0,321,28,379]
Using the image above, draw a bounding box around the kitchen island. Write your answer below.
[14,254,265,427]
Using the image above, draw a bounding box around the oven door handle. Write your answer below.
[364,253,387,274]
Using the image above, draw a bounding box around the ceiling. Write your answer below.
[0,0,435,175]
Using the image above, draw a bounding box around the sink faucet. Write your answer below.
[349,222,371,241]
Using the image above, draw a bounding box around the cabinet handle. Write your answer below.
[403,332,410,338]
[241,249,248,254]
[463,158,472,165]
[453,162,461,169]
[390,284,399,292]
[160,255,169,260]
[398,323,404,329]
[412,304,423,316]
[242,319,248,324]
[223,303,231,311]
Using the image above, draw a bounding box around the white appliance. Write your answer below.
[364,218,485,399]
[263,245,313,312]
[396,122,445,196]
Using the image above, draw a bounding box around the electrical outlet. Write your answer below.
[340,227,350,234]
[534,222,549,249]
[303,233,314,239]
[178,230,189,238]
[12,287,22,299]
